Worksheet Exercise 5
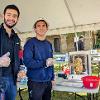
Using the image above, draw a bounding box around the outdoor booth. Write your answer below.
[17,50,100,100]
[53,50,100,100]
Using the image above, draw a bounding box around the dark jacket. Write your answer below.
[0,24,20,84]
[78,40,84,50]
[23,37,54,82]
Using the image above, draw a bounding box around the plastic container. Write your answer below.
[64,69,70,75]
[81,76,100,89]
[18,65,28,85]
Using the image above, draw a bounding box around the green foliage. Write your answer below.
[94,30,100,48]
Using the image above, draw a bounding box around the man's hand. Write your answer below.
[0,52,10,67]
[51,80,56,86]
[46,58,54,67]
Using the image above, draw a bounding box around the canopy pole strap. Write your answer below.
[64,0,78,51]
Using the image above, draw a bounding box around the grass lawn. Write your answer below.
[16,89,100,100]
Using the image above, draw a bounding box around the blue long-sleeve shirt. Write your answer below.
[23,37,54,82]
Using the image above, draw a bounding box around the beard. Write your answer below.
[4,18,17,28]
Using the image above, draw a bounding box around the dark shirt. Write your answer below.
[1,25,15,77]
[2,32,15,77]
[0,24,20,81]
[74,40,84,51]
[78,40,84,50]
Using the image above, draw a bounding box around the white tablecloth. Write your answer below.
[53,78,99,93]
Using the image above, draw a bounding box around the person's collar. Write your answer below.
[1,23,15,37]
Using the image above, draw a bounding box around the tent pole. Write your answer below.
[64,0,78,51]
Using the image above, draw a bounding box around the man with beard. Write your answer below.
[0,4,22,100]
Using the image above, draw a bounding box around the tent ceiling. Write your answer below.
[0,0,100,32]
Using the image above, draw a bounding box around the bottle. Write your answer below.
[19,65,27,85]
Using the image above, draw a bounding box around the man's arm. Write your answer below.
[23,40,46,69]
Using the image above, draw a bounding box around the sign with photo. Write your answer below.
[53,53,69,63]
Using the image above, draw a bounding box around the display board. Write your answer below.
[91,49,100,76]
[53,53,69,72]
[68,51,91,80]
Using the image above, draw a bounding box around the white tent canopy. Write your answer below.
[0,0,100,33]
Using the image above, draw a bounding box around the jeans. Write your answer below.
[0,77,17,100]
[28,80,52,100]
[0,92,5,100]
